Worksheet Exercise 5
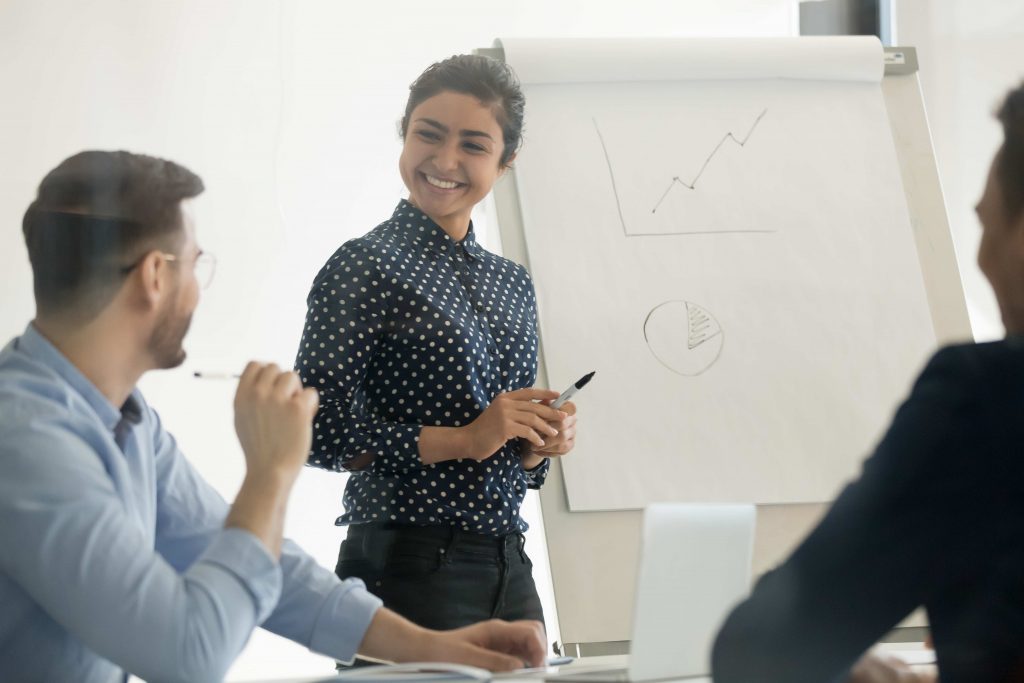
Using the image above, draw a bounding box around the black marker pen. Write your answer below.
[552,371,595,409]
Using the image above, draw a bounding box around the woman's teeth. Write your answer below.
[425,174,461,190]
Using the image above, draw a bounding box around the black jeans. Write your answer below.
[336,523,545,631]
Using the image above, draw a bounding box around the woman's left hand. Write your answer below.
[530,400,577,457]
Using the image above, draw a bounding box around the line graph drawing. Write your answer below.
[650,108,768,214]
[593,109,777,237]
[643,300,724,376]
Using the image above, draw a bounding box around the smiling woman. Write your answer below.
[399,91,506,237]
[396,56,522,240]
[294,55,581,644]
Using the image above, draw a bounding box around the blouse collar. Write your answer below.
[392,199,481,262]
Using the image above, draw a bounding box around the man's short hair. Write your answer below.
[22,151,204,321]
[997,81,1024,220]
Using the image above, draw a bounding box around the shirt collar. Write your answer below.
[18,323,143,431]
[392,199,481,262]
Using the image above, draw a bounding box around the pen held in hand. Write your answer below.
[192,371,241,380]
[551,371,595,409]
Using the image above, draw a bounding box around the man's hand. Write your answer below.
[847,653,937,683]
[427,620,547,671]
[359,609,547,671]
[233,362,319,480]
[226,362,319,557]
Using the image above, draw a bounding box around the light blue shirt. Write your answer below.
[0,325,382,683]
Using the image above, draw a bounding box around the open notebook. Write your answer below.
[321,657,576,682]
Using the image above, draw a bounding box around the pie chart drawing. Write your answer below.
[643,300,724,376]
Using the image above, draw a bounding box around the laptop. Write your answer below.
[549,503,756,682]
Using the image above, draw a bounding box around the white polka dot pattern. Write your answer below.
[296,200,549,535]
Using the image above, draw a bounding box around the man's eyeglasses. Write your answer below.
[121,251,217,290]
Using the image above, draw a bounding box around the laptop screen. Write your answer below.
[628,503,755,681]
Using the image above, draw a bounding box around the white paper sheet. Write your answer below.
[499,37,884,84]
[504,38,936,510]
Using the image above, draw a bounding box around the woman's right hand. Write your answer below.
[460,388,563,461]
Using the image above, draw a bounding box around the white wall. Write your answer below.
[895,0,1024,341]
[0,1,796,680]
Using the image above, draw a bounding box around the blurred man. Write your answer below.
[0,151,545,683]
[713,82,1024,683]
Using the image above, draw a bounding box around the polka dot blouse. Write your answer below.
[296,200,550,535]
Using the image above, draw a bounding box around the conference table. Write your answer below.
[256,645,936,683]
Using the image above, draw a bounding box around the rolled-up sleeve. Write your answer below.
[522,456,550,490]
[149,408,384,664]
[263,542,383,664]
[0,425,283,683]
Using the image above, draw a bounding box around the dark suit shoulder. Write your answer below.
[883,340,1024,489]
[910,340,1024,406]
